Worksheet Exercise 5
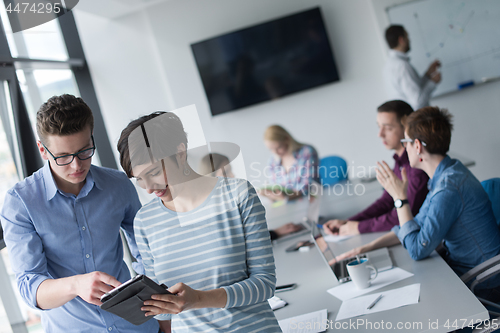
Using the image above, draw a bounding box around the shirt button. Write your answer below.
[86,254,90,258]
[82,226,86,231]
[422,242,427,246]
[108,328,112,331]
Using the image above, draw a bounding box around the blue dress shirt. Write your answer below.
[392,156,500,289]
[1,162,159,333]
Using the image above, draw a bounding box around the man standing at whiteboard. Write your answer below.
[383,25,441,110]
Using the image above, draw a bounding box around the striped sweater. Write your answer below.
[134,177,282,332]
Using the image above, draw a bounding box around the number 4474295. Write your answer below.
[444,318,499,330]
[6,2,61,14]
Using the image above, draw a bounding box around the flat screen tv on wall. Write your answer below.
[191,7,340,116]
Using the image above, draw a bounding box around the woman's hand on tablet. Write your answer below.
[142,283,227,316]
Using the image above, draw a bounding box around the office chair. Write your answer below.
[318,156,347,186]
[481,178,500,226]
[460,178,500,332]
[460,254,500,333]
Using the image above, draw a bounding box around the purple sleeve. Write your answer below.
[356,166,429,233]
[350,190,394,229]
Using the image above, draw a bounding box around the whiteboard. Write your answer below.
[387,0,500,97]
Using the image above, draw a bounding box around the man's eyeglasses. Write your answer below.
[43,136,96,166]
[400,138,427,149]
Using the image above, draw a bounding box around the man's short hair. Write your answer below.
[385,25,406,49]
[402,106,453,156]
[36,94,94,143]
[377,100,414,124]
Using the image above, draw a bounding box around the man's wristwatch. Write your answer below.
[394,199,409,208]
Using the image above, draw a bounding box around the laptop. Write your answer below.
[311,223,393,283]
[272,182,322,243]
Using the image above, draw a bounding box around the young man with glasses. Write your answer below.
[323,100,429,236]
[0,95,159,332]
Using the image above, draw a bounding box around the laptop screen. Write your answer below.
[311,224,336,266]
[311,223,353,282]
[304,181,322,226]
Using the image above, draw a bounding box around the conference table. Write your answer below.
[265,179,489,333]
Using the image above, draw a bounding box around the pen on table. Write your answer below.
[367,294,383,310]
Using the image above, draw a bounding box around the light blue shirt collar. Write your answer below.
[388,49,409,60]
[428,155,451,191]
[42,162,101,201]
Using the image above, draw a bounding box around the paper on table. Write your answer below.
[323,234,353,243]
[335,283,420,321]
[268,295,288,310]
[278,309,328,333]
[327,267,414,301]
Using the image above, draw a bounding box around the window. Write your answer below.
[17,68,80,120]
[0,5,113,332]
[0,74,31,333]
[0,4,68,61]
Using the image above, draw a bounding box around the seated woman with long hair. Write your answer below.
[338,107,500,302]
[199,152,304,240]
[117,112,281,332]
[262,125,319,201]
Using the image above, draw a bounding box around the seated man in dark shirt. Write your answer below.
[324,100,429,236]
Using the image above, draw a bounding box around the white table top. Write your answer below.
[265,180,488,332]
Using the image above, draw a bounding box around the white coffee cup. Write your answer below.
[346,258,378,289]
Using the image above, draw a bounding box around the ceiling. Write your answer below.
[73,0,169,19]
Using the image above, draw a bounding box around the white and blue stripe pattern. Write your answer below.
[134,178,282,332]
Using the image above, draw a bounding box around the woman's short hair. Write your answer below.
[403,106,453,156]
[199,153,229,175]
[36,94,94,143]
[264,125,302,152]
[117,111,188,178]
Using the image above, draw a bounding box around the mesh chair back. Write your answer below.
[481,178,500,227]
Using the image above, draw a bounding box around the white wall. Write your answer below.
[74,0,500,186]
[73,9,173,160]
[370,0,500,181]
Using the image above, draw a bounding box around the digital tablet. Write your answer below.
[100,274,172,325]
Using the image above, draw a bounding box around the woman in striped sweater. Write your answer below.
[117,111,281,333]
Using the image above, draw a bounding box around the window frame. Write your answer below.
[0,7,116,333]
[0,8,117,175]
